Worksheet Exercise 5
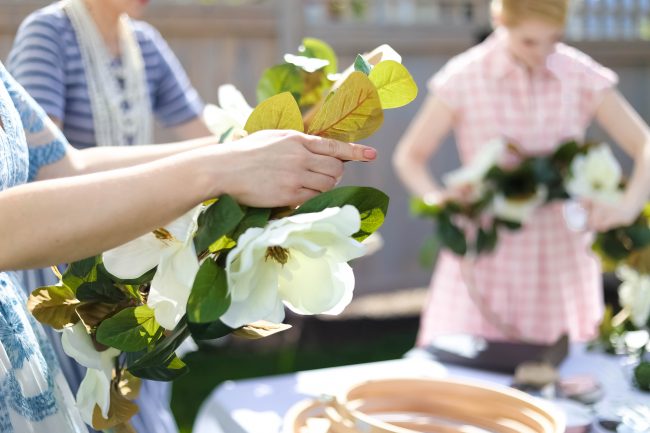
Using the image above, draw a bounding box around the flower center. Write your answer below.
[153,228,174,241]
[265,246,290,265]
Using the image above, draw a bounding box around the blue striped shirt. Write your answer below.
[7,3,204,149]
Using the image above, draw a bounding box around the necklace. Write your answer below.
[63,0,152,147]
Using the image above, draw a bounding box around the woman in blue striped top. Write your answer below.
[7,1,214,432]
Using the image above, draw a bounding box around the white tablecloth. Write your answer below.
[192,345,650,433]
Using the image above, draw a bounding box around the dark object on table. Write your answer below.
[421,333,569,374]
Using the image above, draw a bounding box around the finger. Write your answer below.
[303,135,377,162]
[301,171,337,193]
[291,188,321,207]
[306,154,344,179]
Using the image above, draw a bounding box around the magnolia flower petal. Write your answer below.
[102,233,164,279]
[443,138,506,190]
[76,368,112,425]
[61,323,120,371]
[165,205,203,243]
[203,104,242,137]
[279,250,355,315]
[287,206,362,237]
[226,227,268,302]
[566,145,622,204]
[492,187,547,224]
[148,246,200,330]
[221,262,280,328]
[218,84,253,127]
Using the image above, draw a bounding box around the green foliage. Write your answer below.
[369,60,418,109]
[244,92,304,134]
[354,54,372,75]
[634,361,650,392]
[194,195,245,253]
[96,306,161,352]
[307,71,383,142]
[295,186,389,241]
[187,260,230,324]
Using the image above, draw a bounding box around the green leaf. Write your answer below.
[369,60,418,109]
[476,226,498,255]
[188,319,234,341]
[298,70,332,108]
[76,280,127,303]
[244,92,304,134]
[194,195,245,253]
[62,256,101,292]
[99,264,156,286]
[307,71,384,142]
[438,213,467,256]
[257,64,303,104]
[96,306,160,352]
[209,236,236,254]
[295,186,389,241]
[551,140,581,165]
[419,235,440,269]
[187,260,231,324]
[354,54,372,75]
[128,317,190,371]
[410,197,443,218]
[27,285,80,329]
[233,207,272,239]
[129,353,188,382]
[299,37,338,75]
[634,361,650,391]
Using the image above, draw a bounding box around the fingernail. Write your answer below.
[363,148,377,160]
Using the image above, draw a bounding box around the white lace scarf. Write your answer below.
[63,0,152,146]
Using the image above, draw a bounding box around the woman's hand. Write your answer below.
[210,130,376,208]
[583,197,640,232]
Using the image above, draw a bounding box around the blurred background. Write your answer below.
[2,1,650,431]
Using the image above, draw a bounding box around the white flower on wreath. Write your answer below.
[443,138,506,201]
[203,84,253,141]
[61,322,120,426]
[565,144,622,204]
[617,266,650,329]
[103,206,202,330]
[492,186,548,224]
[221,205,367,329]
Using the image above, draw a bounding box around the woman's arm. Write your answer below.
[392,95,455,200]
[1,130,375,271]
[587,89,650,230]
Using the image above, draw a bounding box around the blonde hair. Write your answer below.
[491,0,569,27]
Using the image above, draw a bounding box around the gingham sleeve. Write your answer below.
[426,60,465,113]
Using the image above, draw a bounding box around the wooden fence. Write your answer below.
[1,0,650,295]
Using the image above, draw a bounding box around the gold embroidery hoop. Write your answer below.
[283,377,565,433]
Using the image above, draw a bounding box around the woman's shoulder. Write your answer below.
[130,19,166,48]
[431,35,498,90]
[548,43,618,88]
[17,3,70,37]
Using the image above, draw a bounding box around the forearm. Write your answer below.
[393,153,442,198]
[37,135,218,180]
[623,138,650,212]
[1,149,214,270]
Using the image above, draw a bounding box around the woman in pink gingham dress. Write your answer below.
[394,0,650,345]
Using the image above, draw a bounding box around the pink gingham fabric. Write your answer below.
[417,29,618,345]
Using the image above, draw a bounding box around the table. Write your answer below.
[193,345,650,433]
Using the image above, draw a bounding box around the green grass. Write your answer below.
[170,330,417,433]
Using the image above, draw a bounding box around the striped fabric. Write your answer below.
[417,28,618,346]
[7,2,204,149]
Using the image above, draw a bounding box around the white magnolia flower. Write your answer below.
[492,186,548,224]
[61,322,120,425]
[617,266,650,328]
[103,206,202,330]
[221,206,367,328]
[443,139,506,200]
[566,144,622,204]
[203,84,253,140]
